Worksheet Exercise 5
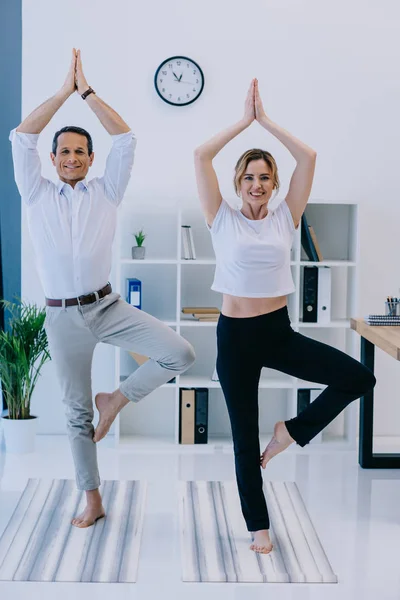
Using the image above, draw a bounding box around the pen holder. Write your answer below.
[385,301,400,316]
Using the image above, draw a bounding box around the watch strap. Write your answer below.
[81,87,95,100]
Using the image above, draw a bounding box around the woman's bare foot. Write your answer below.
[71,505,105,528]
[93,390,129,443]
[71,489,105,528]
[260,421,295,468]
[250,529,273,554]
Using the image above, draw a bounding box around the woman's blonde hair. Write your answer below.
[233,149,280,196]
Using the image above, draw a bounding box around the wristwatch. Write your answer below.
[81,87,95,100]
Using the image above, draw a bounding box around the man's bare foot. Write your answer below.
[260,421,295,468]
[93,389,129,443]
[71,488,105,528]
[250,529,273,554]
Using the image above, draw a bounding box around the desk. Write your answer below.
[351,318,400,468]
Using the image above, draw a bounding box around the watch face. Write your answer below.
[154,56,204,106]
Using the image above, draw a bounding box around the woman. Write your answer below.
[194,79,376,554]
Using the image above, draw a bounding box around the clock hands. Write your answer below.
[175,80,194,85]
[172,72,187,83]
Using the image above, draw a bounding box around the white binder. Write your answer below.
[317,267,331,324]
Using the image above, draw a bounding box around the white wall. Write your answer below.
[21,0,400,435]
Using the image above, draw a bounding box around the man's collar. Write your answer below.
[57,178,89,194]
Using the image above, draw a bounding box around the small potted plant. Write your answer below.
[132,229,146,259]
[0,300,50,453]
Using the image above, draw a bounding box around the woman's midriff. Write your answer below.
[221,294,287,318]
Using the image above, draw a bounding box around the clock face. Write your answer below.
[154,56,204,106]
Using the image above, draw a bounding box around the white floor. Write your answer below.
[0,435,399,600]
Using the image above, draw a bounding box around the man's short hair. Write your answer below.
[52,126,93,155]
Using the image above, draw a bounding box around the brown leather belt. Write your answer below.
[45,283,112,308]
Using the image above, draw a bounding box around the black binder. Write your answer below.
[303,266,318,322]
[195,388,208,444]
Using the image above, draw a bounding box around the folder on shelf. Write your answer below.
[302,266,318,323]
[179,389,196,444]
[301,214,319,262]
[181,225,196,260]
[317,267,331,324]
[126,278,142,309]
[308,226,323,261]
[187,226,196,260]
[195,388,208,444]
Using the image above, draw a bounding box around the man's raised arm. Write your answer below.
[17,49,77,134]
[75,50,130,135]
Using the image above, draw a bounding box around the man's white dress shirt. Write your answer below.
[9,128,136,299]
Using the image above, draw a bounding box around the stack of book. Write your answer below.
[181,225,196,260]
[301,213,323,262]
[364,315,400,326]
[182,307,220,321]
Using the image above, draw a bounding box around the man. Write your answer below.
[10,49,195,528]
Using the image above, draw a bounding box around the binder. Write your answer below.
[126,278,142,309]
[181,226,190,259]
[187,226,196,259]
[317,267,331,324]
[181,225,196,260]
[179,388,209,444]
[303,266,318,322]
[179,389,195,444]
[195,388,208,444]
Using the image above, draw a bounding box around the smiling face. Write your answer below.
[239,159,276,208]
[50,132,94,186]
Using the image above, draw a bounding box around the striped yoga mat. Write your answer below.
[0,479,146,582]
[179,481,337,583]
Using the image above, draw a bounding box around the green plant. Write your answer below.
[0,300,50,420]
[133,229,146,247]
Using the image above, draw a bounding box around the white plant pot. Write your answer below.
[1,415,37,454]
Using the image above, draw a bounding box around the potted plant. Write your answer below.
[0,300,50,453]
[132,229,146,259]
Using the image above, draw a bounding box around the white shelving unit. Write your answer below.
[112,201,359,451]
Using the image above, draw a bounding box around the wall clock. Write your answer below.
[154,56,204,106]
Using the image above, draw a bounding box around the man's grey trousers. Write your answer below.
[44,292,195,490]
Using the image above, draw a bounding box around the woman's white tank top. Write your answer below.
[208,199,296,298]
